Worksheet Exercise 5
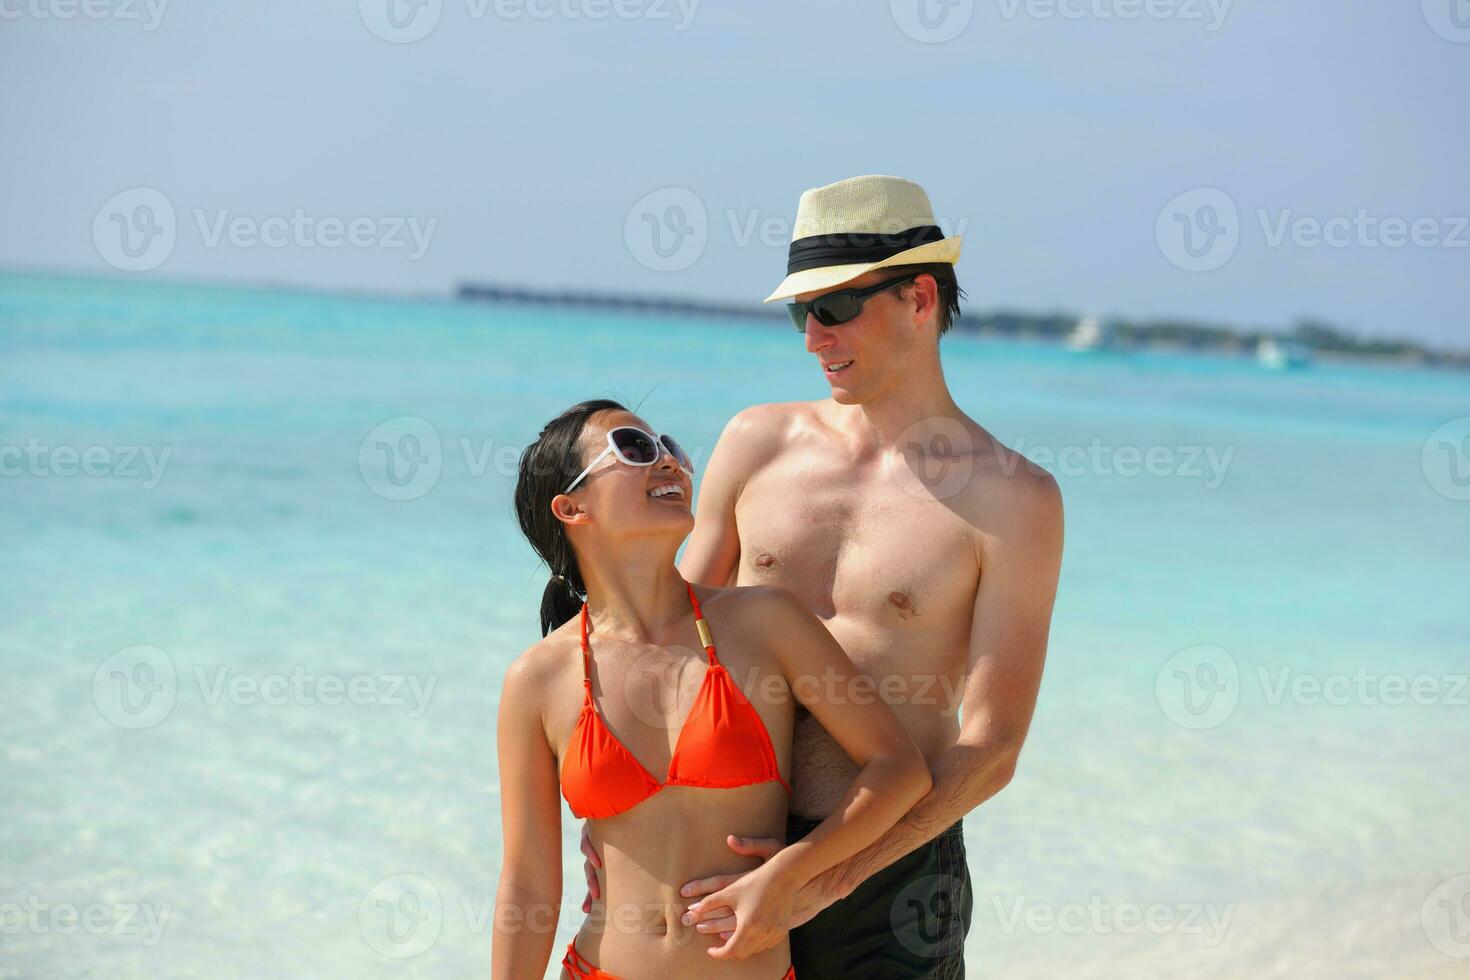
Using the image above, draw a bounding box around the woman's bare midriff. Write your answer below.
[565,781,793,979]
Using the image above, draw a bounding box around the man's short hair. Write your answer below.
[886,263,965,337]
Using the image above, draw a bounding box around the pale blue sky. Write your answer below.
[3,0,1467,346]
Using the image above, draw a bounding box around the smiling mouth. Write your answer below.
[823,359,853,376]
[647,484,685,500]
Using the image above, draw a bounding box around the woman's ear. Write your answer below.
[550,492,589,527]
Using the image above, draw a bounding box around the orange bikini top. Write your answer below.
[560,583,791,820]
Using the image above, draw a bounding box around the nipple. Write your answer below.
[888,591,917,618]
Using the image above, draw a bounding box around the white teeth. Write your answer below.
[648,484,683,498]
[825,360,853,373]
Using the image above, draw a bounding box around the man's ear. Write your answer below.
[908,273,940,328]
[550,493,590,527]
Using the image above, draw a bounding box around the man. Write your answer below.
[580,175,1064,977]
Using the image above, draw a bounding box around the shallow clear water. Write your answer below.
[2,271,1467,978]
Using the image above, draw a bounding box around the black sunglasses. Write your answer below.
[786,275,917,333]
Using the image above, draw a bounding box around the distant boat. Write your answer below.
[1066,315,1116,352]
[1256,337,1313,370]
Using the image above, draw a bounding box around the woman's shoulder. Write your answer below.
[503,620,581,694]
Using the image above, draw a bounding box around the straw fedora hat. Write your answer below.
[763,175,963,303]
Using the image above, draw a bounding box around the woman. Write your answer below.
[494,399,931,980]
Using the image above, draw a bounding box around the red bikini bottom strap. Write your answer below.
[565,937,790,979]
[562,939,595,979]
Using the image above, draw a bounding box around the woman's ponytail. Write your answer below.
[538,572,586,639]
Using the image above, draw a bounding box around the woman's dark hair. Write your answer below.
[515,398,627,636]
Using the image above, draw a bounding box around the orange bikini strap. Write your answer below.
[563,939,595,979]
[578,602,592,695]
[685,582,719,666]
[583,589,715,691]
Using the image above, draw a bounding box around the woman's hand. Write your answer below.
[679,835,802,960]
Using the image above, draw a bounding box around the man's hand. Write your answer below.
[579,822,601,913]
[680,836,846,943]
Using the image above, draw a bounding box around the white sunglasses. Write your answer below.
[564,426,694,493]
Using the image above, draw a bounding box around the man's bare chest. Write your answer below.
[734,462,977,624]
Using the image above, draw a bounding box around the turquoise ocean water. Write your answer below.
[2,271,1467,978]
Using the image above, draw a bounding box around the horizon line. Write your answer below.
[3,263,1464,361]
